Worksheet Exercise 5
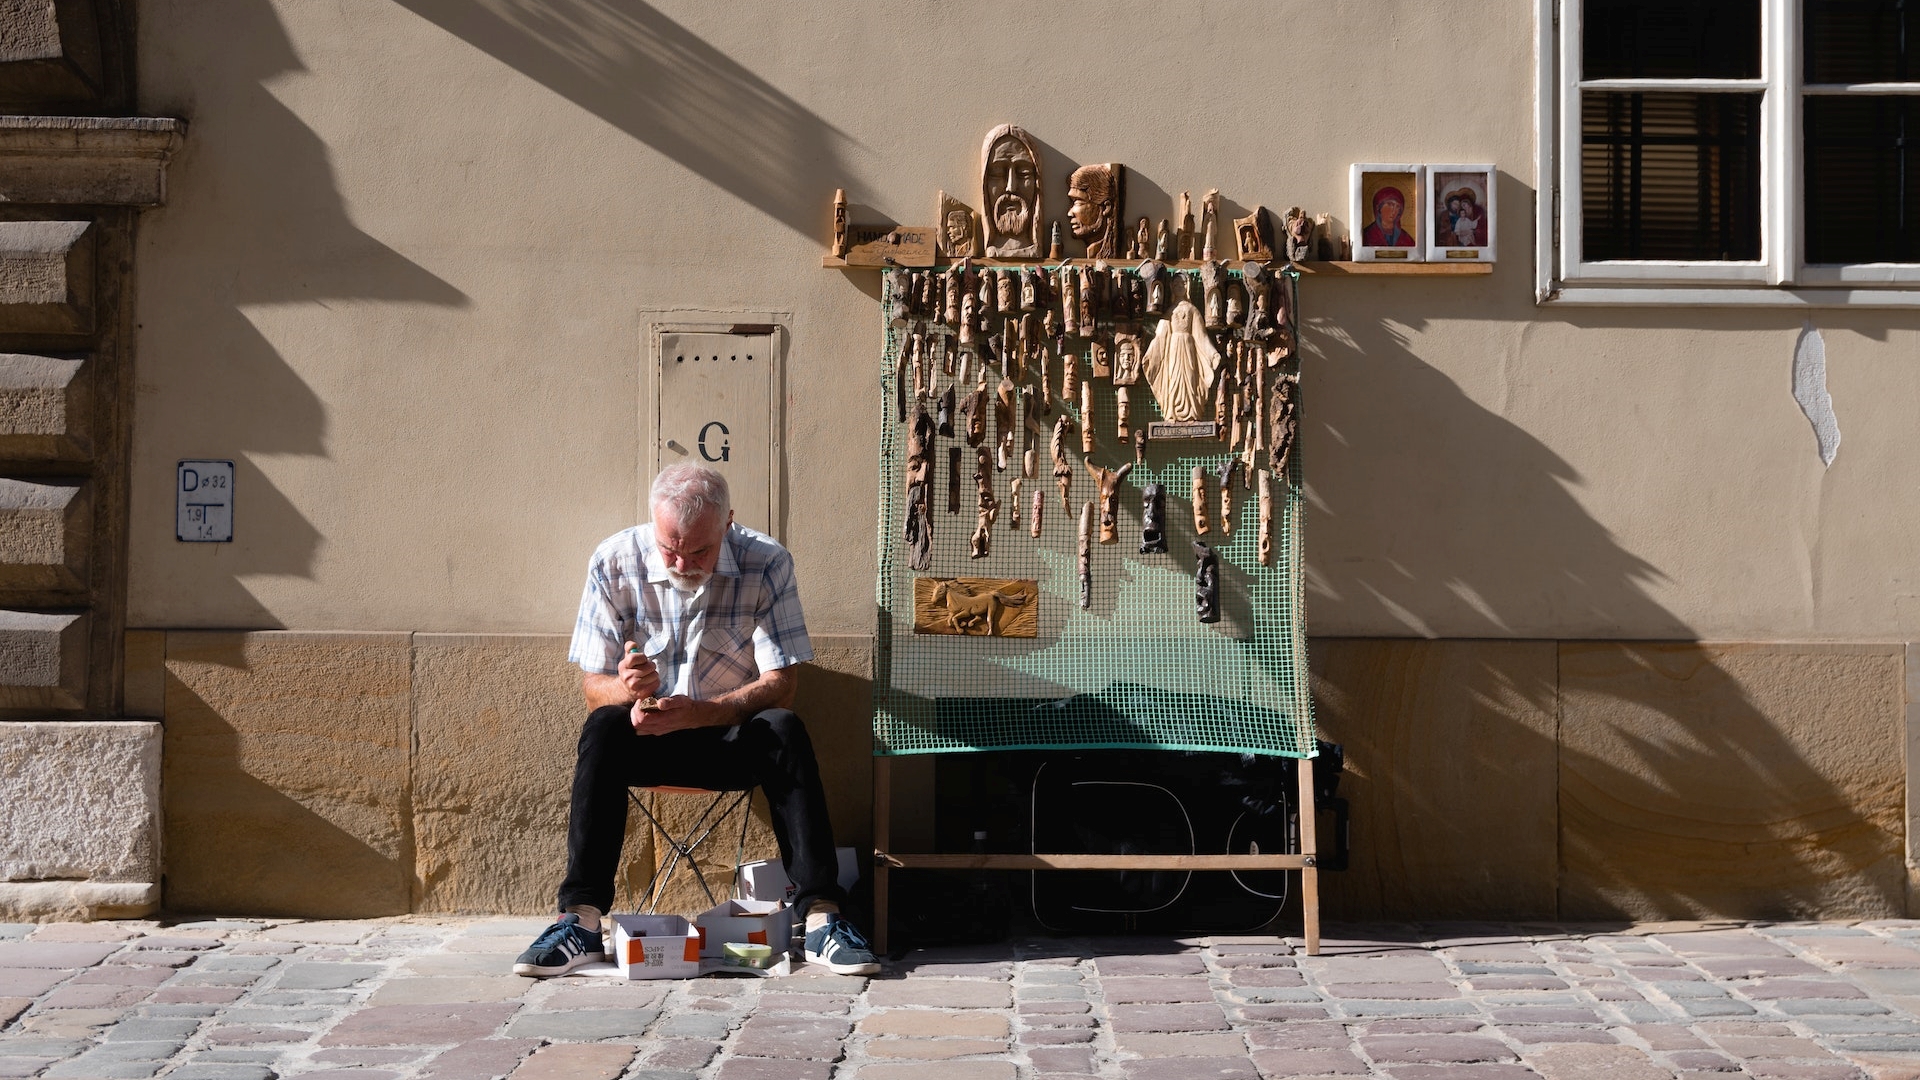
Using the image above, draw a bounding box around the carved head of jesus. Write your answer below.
[981,125,1041,257]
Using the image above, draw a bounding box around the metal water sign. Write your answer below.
[176,460,234,542]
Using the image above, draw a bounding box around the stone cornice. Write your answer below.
[0,115,184,207]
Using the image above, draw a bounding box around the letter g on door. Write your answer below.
[697,420,731,463]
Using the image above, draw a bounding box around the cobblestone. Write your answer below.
[9,918,1920,1078]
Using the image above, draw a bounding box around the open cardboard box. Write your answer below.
[608,914,702,980]
[736,847,859,905]
[696,897,794,977]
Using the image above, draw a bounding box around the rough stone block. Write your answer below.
[1559,643,1906,920]
[0,118,184,205]
[0,478,87,590]
[0,609,85,709]
[409,633,660,915]
[164,631,412,917]
[0,721,157,914]
[0,354,87,461]
[0,0,102,104]
[0,220,93,334]
[1310,639,1560,919]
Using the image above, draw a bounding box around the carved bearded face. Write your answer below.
[985,136,1038,242]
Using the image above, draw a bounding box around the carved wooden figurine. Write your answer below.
[1242,261,1275,342]
[1192,465,1210,534]
[1078,265,1099,330]
[832,188,848,258]
[1089,338,1110,380]
[1115,386,1131,441]
[1193,540,1220,623]
[959,288,978,351]
[981,124,1043,258]
[1087,461,1134,544]
[944,269,961,327]
[937,384,955,435]
[1079,381,1095,454]
[1216,458,1240,535]
[1133,216,1153,260]
[1144,301,1225,424]
[904,403,935,571]
[1139,259,1168,316]
[1235,205,1275,262]
[1020,266,1041,311]
[1049,220,1062,260]
[1257,469,1274,566]
[970,447,996,559]
[1270,373,1299,480]
[1078,501,1095,609]
[1156,219,1175,262]
[1140,483,1167,554]
[1061,337,1079,402]
[959,380,988,446]
[1068,163,1125,260]
[1177,191,1195,261]
[1031,486,1044,537]
[1226,277,1246,328]
[996,377,1016,469]
[948,445,962,513]
[1052,414,1074,511]
[937,190,981,261]
[1284,206,1314,262]
[1200,260,1227,330]
[1134,429,1148,465]
[1008,477,1022,530]
[1059,265,1080,336]
[1200,188,1220,261]
[1112,326,1144,386]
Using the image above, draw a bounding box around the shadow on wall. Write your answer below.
[141,0,469,625]
[389,0,861,238]
[1303,221,1908,920]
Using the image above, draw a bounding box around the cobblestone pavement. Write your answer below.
[6,918,1920,1079]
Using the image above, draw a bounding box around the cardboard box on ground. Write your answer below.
[608,898,795,980]
[736,847,859,904]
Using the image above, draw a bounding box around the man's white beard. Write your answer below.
[666,569,709,594]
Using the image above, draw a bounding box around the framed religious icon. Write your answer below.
[1426,164,1495,263]
[1349,163,1425,262]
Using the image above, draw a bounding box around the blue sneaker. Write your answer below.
[512,913,604,977]
[803,913,881,975]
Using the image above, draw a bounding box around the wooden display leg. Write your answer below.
[1297,755,1321,956]
[874,755,892,955]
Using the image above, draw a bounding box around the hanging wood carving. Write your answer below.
[982,124,1043,258]
[913,577,1039,637]
[1067,163,1125,260]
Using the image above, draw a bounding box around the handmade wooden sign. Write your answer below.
[844,225,937,267]
[912,577,1038,637]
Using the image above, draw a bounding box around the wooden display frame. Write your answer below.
[870,754,1323,955]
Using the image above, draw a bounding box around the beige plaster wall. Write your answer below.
[125,0,1920,643]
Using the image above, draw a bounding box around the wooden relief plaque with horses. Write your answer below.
[912,577,1040,638]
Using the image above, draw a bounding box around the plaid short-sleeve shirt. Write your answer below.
[568,522,813,699]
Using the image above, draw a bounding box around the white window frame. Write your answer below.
[1537,0,1920,306]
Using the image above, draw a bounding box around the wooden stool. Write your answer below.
[625,786,757,913]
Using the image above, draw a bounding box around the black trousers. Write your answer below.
[556,705,848,919]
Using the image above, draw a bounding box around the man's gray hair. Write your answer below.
[651,463,731,525]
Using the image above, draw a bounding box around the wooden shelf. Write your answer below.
[823,255,1492,275]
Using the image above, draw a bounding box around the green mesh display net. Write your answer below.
[872,267,1314,759]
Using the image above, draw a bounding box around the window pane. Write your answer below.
[1805,96,1920,262]
[1581,91,1762,260]
[1806,0,1916,83]
[1584,0,1761,79]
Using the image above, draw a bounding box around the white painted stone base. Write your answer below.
[0,720,160,918]
[0,880,157,920]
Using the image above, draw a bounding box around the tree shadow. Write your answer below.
[1301,253,1909,921]
[134,0,469,626]
[388,0,861,239]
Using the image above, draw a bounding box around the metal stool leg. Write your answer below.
[625,787,756,914]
